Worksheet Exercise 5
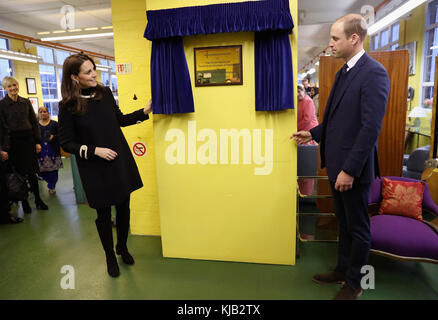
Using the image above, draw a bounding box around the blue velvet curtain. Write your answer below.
[151,37,194,114]
[255,31,294,111]
[144,0,294,114]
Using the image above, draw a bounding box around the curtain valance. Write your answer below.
[144,0,294,41]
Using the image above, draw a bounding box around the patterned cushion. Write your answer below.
[378,177,425,221]
[371,215,438,261]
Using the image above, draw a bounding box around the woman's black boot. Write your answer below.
[115,205,135,265]
[95,219,120,277]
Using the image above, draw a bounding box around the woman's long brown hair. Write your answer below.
[60,53,104,115]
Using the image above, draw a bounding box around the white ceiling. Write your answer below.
[298,0,383,71]
[0,0,114,57]
[0,0,384,67]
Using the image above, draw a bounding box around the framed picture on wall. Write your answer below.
[28,97,38,114]
[26,78,37,94]
[399,41,416,75]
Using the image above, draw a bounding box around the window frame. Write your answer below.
[369,21,400,52]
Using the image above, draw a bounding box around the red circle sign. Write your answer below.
[133,142,146,157]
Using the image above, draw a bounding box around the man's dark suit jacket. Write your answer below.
[310,53,390,183]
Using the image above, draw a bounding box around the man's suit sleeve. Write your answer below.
[342,65,390,177]
[309,123,323,143]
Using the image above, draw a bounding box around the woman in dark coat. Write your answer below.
[0,76,48,213]
[58,54,152,277]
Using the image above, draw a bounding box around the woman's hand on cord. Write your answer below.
[95,147,118,161]
[144,99,152,115]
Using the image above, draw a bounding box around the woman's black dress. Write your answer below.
[58,87,148,209]
[0,95,40,175]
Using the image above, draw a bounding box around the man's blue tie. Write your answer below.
[342,63,348,75]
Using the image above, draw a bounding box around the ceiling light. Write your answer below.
[95,64,112,70]
[431,45,438,50]
[368,0,427,35]
[0,49,42,63]
[67,29,82,32]
[84,27,99,31]
[307,68,316,75]
[37,32,50,35]
[41,32,113,41]
[52,30,67,34]
[101,26,113,30]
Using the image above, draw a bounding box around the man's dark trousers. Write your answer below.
[330,181,371,289]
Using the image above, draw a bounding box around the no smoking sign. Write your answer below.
[132,142,147,157]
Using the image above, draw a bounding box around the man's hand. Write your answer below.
[0,151,8,161]
[95,147,118,161]
[36,144,42,153]
[144,99,152,115]
[335,170,354,192]
[290,131,312,144]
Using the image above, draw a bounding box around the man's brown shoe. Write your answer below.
[312,271,345,285]
[334,284,362,300]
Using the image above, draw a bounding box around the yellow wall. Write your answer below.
[8,39,44,112]
[145,0,298,265]
[111,0,160,235]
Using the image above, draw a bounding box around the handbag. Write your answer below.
[5,165,29,202]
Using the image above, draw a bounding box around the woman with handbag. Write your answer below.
[0,76,48,213]
[58,54,152,277]
[0,113,23,224]
[37,106,63,195]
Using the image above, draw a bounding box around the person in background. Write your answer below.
[296,84,319,196]
[0,113,23,224]
[0,76,48,213]
[310,86,320,118]
[302,78,312,95]
[37,106,63,195]
[58,53,152,278]
[297,84,319,143]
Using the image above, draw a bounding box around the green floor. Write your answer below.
[0,158,437,300]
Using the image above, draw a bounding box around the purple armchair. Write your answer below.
[368,176,438,264]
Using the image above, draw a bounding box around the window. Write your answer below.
[370,22,399,51]
[99,59,118,98]
[37,47,72,117]
[0,38,13,99]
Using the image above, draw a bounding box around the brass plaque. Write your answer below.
[194,45,243,87]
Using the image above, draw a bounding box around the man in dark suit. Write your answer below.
[292,14,390,299]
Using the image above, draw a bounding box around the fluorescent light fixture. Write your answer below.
[41,32,113,41]
[95,64,111,70]
[368,0,427,35]
[431,45,438,50]
[0,49,42,63]
[37,31,50,35]
[84,27,99,31]
[101,26,113,30]
[307,68,316,75]
[67,29,82,32]
[52,30,67,34]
